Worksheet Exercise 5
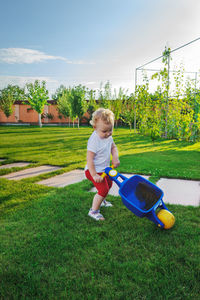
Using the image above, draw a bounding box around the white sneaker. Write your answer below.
[100,200,113,207]
[88,209,105,221]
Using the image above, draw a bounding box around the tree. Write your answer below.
[0,91,14,118]
[111,87,128,127]
[26,80,49,127]
[86,89,98,124]
[57,88,72,126]
[52,84,67,101]
[98,81,112,109]
[151,47,171,137]
[120,95,136,131]
[69,85,88,128]
[185,79,200,141]
[0,85,25,118]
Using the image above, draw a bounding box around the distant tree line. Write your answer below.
[0,48,199,141]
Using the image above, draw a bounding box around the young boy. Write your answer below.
[85,108,120,221]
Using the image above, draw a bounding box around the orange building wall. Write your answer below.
[0,104,38,123]
[0,105,16,122]
[47,105,70,123]
[0,103,90,124]
[19,105,39,123]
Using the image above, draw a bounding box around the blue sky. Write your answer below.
[1,0,200,97]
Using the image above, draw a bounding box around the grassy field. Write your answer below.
[0,126,200,180]
[0,126,200,299]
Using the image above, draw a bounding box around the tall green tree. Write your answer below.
[69,85,88,128]
[26,80,49,127]
[57,88,72,126]
[52,84,67,101]
[0,85,25,118]
[111,87,128,127]
[120,94,136,131]
[151,47,171,137]
[98,81,112,109]
[87,89,98,123]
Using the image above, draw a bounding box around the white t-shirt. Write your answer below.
[85,131,113,173]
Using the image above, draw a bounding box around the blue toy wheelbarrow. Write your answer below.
[102,167,174,228]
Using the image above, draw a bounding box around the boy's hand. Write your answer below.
[112,157,120,168]
[93,174,103,183]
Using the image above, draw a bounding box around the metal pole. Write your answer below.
[167,51,170,96]
[194,72,198,122]
[134,68,137,131]
[165,50,170,138]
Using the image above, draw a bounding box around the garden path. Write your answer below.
[1,165,61,180]
[0,162,30,169]
[0,162,199,206]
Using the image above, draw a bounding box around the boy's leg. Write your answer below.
[85,169,110,210]
[100,175,113,207]
[92,193,104,211]
[85,170,110,197]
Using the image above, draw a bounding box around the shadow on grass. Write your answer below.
[0,178,52,215]
[115,134,195,150]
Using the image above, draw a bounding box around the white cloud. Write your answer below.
[0,75,57,86]
[0,48,95,65]
[0,75,59,97]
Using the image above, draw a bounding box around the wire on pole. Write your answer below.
[136,37,200,70]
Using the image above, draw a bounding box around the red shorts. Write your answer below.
[85,169,113,198]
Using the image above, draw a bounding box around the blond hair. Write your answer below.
[90,108,114,127]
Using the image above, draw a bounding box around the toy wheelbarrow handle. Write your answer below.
[101,165,114,178]
[101,166,127,187]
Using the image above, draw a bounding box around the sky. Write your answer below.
[1,0,200,97]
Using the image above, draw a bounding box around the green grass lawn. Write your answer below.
[0,126,200,180]
[0,126,200,299]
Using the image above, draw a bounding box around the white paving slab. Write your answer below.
[5,164,197,207]
[37,169,85,187]
[157,178,200,207]
[0,165,61,180]
[90,173,150,196]
[0,159,6,162]
[0,162,30,169]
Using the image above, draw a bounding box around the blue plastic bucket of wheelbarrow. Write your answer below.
[119,175,163,218]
